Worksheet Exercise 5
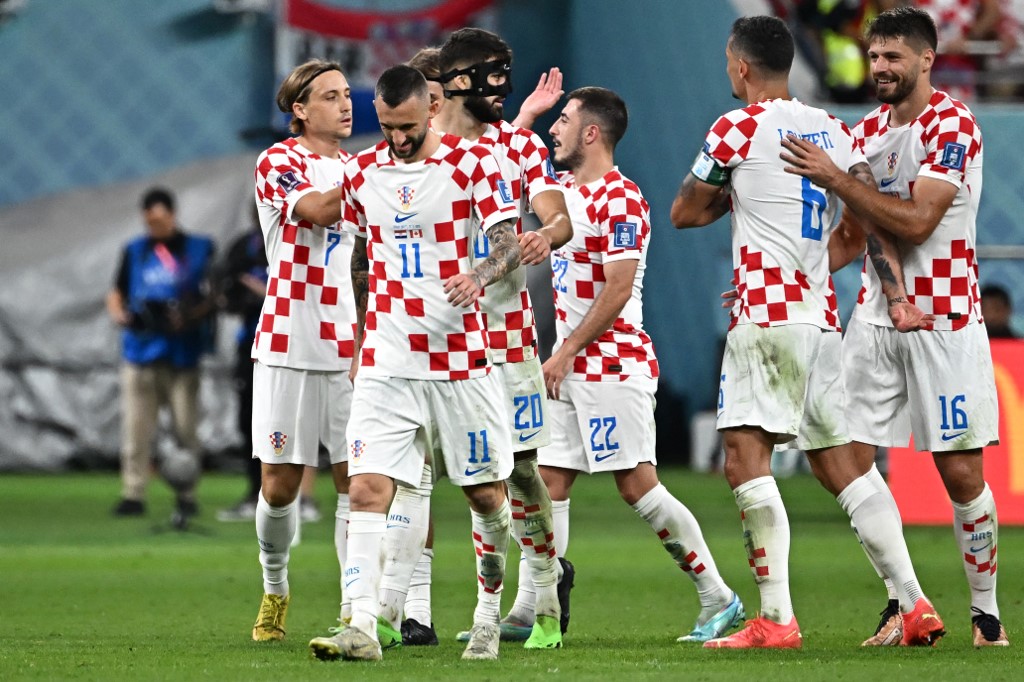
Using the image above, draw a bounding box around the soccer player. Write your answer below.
[308,64,521,662]
[531,85,744,645]
[781,6,1009,647]
[377,28,574,651]
[672,16,941,649]
[250,59,357,642]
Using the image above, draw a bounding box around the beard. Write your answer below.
[464,95,503,123]
[875,72,917,105]
[554,131,585,171]
[388,129,428,159]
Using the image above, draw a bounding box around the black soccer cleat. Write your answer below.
[401,618,439,646]
[112,498,146,517]
[557,557,575,635]
[971,607,1010,647]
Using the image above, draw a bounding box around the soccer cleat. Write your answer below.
[375,616,402,650]
[524,614,562,649]
[401,618,438,646]
[112,498,145,517]
[456,617,532,643]
[703,616,802,649]
[299,497,322,523]
[971,607,1010,647]
[309,625,382,661]
[862,599,902,646]
[557,557,575,634]
[216,499,257,522]
[900,598,945,647]
[252,593,289,641]
[170,498,198,531]
[678,592,745,643]
[462,622,501,660]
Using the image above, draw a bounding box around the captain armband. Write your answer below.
[690,150,731,187]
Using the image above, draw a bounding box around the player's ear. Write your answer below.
[428,94,441,119]
[292,101,307,124]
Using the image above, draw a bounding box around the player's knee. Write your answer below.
[463,481,505,513]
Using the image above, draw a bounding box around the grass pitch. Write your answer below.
[1,469,1020,681]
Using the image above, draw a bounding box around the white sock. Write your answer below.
[256,492,297,596]
[838,475,923,613]
[334,493,350,621]
[734,476,793,624]
[951,483,999,618]
[507,457,559,621]
[471,499,511,626]
[379,465,432,629]
[346,510,387,639]
[865,464,900,599]
[633,483,731,617]
[551,499,570,557]
[404,548,434,625]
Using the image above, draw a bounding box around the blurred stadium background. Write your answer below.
[1,0,1023,480]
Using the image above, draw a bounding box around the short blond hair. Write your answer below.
[276,59,343,135]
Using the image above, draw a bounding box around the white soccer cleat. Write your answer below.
[461,622,500,660]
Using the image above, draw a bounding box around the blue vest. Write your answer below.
[121,233,215,367]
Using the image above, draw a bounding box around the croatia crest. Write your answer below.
[886,151,899,175]
[269,431,288,455]
[397,185,415,211]
[351,439,365,461]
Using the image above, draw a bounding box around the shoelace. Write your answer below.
[971,606,1002,641]
[874,599,900,635]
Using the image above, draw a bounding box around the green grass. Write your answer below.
[1,470,1021,681]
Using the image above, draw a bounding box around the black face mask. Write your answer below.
[441,60,513,99]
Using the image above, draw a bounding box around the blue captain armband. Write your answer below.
[690,150,731,186]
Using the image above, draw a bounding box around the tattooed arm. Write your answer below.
[349,236,369,381]
[443,218,521,308]
[670,172,731,228]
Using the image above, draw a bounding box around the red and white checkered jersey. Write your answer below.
[252,138,356,371]
[341,133,518,381]
[551,169,659,382]
[471,120,563,364]
[703,99,863,331]
[851,90,984,331]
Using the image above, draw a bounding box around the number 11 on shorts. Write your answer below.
[467,429,491,464]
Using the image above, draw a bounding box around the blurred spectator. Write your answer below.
[984,0,1024,99]
[917,0,1002,101]
[981,284,1017,337]
[106,187,216,529]
[214,208,268,522]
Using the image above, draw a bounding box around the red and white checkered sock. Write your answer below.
[734,476,793,624]
[633,483,730,611]
[838,474,922,613]
[471,499,511,626]
[346,510,387,639]
[508,457,559,621]
[256,492,297,596]
[952,483,999,618]
[334,493,350,621]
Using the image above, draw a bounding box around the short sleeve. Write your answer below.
[471,148,519,230]
[918,107,981,188]
[255,145,317,224]
[602,179,649,264]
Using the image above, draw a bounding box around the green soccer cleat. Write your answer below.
[524,614,562,649]
[677,592,745,643]
[376,616,402,650]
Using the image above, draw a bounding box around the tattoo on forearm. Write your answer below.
[351,237,370,324]
[472,218,520,288]
[849,161,875,188]
[866,233,899,290]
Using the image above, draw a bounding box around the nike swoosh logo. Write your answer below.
[970,543,992,553]
[344,578,358,588]
[594,452,616,462]
[395,213,418,223]
[464,466,488,476]
[941,430,967,441]
[518,430,541,443]
[386,523,406,529]
[880,177,898,188]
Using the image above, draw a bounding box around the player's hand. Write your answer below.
[780,134,842,188]
[519,231,551,265]
[542,350,572,400]
[519,68,564,121]
[889,300,935,332]
[721,288,739,309]
[443,273,484,308]
[348,353,360,383]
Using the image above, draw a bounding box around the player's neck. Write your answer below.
[571,151,613,186]
[296,131,344,158]
[887,85,934,128]
[743,78,789,106]
[393,130,441,164]
[433,103,488,141]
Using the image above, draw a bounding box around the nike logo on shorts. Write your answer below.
[941,430,967,441]
[594,452,616,463]
[464,466,488,476]
[518,430,541,443]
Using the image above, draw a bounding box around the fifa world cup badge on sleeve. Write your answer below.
[691,149,730,186]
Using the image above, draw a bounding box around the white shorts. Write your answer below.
[346,372,513,488]
[844,317,999,452]
[538,376,658,473]
[717,323,848,451]
[495,358,551,452]
[251,361,352,466]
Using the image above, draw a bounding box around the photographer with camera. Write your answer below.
[106,186,216,529]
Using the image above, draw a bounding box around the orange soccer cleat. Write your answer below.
[703,615,802,649]
[900,598,945,647]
